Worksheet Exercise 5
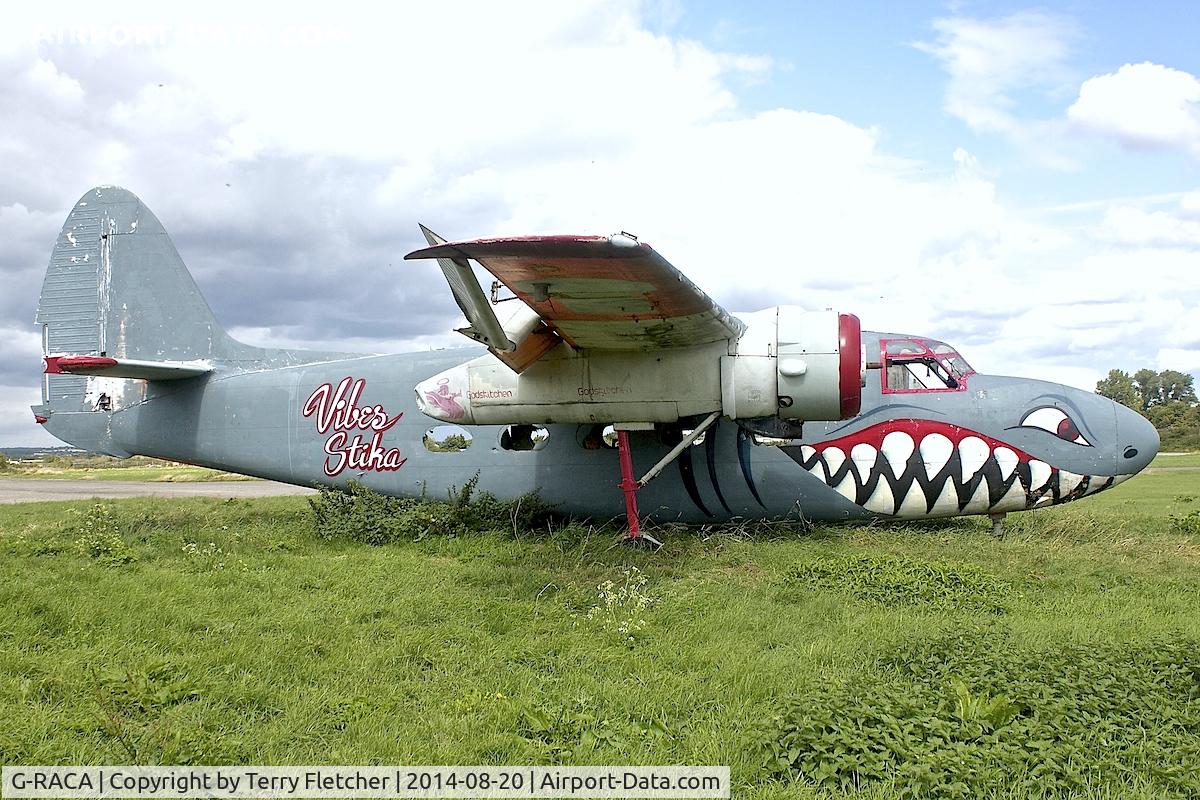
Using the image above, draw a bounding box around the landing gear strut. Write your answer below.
[613,412,721,547]
[615,430,660,546]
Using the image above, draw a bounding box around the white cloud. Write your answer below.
[0,386,55,447]
[1157,347,1200,374]
[1099,204,1200,248]
[1068,62,1200,157]
[915,11,1075,135]
[0,319,54,447]
[22,58,83,109]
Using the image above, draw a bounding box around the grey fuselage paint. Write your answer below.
[41,333,1160,524]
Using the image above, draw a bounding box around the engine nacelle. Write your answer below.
[720,307,862,422]
[414,306,862,426]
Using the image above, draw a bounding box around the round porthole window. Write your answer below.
[423,425,473,452]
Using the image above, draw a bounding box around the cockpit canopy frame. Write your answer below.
[879,337,975,394]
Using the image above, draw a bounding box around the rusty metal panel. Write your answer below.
[406,235,743,351]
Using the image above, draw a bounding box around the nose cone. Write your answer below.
[1113,402,1158,475]
[414,369,472,423]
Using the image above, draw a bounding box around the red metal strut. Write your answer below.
[615,429,642,538]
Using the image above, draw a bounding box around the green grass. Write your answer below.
[1151,451,1200,468]
[1,461,1198,798]
[0,454,254,482]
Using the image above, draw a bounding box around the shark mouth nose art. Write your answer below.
[784,420,1128,518]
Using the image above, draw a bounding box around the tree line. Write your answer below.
[1095,369,1199,451]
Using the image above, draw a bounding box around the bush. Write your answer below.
[761,628,1200,798]
[308,479,557,544]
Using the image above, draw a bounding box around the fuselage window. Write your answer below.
[500,424,549,451]
[582,424,618,449]
[423,425,473,452]
[881,338,974,393]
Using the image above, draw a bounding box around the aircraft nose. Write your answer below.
[1113,401,1158,474]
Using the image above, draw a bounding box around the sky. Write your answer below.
[1,0,1197,446]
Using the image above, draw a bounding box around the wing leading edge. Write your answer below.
[405,233,744,351]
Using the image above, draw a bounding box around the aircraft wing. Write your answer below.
[405,234,744,350]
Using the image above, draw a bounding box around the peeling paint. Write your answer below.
[83,375,132,411]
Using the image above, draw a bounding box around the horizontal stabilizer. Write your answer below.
[44,355,213,381]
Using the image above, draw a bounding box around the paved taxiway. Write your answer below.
[0,479,317,504]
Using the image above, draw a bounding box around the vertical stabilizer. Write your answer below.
[33,186,241,451]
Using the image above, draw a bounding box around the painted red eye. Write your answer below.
[1019,406,1092,446]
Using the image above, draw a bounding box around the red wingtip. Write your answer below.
[34,414,48,424]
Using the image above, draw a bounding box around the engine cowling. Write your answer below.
[414,305,862,426]
[720,307,862,422]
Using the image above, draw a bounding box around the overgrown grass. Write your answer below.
[0,465,1198,797]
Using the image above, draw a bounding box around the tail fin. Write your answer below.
[33,186,244,450]
[37,186,237,365]
[33,186,357,455]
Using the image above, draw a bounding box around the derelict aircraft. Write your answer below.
[33,187,1158,543]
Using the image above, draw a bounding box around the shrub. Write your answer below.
[308,479,557,544]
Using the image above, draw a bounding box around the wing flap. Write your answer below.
[405,234,743,351]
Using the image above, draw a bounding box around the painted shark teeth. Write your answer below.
[1058,471,1084,497]
[850,443,878,482]
[863,478,895,515]
[791,425,1124,520]
[959,436,990,483]
[994,447,1018,481]
[896,481,928,517]
[920,433,954,480]
[881,431,914,479]
[1028,460,1051,492]
[822,446,846,480]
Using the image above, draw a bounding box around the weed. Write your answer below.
[576,566,655,642]
[783,552,1012,613]
[180,541,247,572]
[1169,509,1200,535]
[761,629,1200,798]
[519,695,672,760]
[90,661,204,762]
[73,504,137,566]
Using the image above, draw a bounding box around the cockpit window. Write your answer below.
[881,338,974,393]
